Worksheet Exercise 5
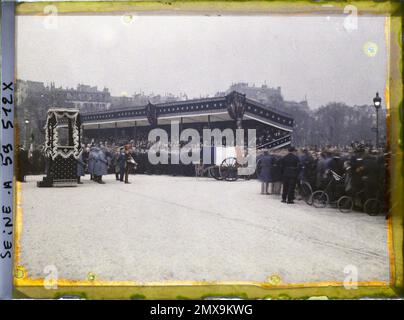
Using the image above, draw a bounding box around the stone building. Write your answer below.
[49,83,112,112]
[224,82,284,108]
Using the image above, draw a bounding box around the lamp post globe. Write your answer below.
[373,92,382,109]
[373,92,382,149]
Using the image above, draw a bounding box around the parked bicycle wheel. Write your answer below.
[312,190,329,208]
[364,198,382,216]
[337,196,353,213]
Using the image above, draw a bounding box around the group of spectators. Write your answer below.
[256,145,387,206]
[77,143,137,184]
[16,137,387,210]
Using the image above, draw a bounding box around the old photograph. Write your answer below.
[14,14,389,285]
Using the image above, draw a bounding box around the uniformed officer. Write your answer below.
[280,146,301,204]
[123,144,137,184]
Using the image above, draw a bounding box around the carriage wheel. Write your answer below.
[337,196,353,213]
[219,157,238,181]
[364,198,382,216]
[312,191,329,208]
[208,166,223,180]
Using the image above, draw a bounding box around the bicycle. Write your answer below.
[311,170,345,209]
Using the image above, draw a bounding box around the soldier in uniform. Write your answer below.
[112,147,122,181]
[123,144,137,184]
[93,146,108,184]
[280,146,301,204]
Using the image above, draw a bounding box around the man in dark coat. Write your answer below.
[327,153,345,201]
[111,147,123,181]
[280,146,301,204]
[362,152,382,199]
[350,148,365,194]
[298,149,315,186]
[117,147,126,182]
[16,145,30,182]
[88,146,96,180]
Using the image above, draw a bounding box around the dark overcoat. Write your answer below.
[257,154,272,183]
[93,148,108,176]
[76,153,85,177]
[280,153,300,179]
[270,155,283,182]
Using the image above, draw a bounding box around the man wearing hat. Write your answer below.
[280,146,301,204]
[111,146,123,181]
[123,144,137,184]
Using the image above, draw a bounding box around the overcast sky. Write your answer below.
[16,15,387,108]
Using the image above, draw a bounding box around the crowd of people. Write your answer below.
[256,144,387,209]
[17,135,387,214]
[77,143,138,184]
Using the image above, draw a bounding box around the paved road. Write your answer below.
[19,174,389,284]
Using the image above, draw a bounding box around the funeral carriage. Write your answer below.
[37,108,83,187]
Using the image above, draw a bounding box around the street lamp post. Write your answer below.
[373,92,382,149]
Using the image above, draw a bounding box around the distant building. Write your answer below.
[284,99,309,111]
[111,92,188,109]
[16,79,47,103]
[219,82,310,112]
[16,80,112,112]
[49,82,112,112]
[16,79,194,116]
[224,82,283,106]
